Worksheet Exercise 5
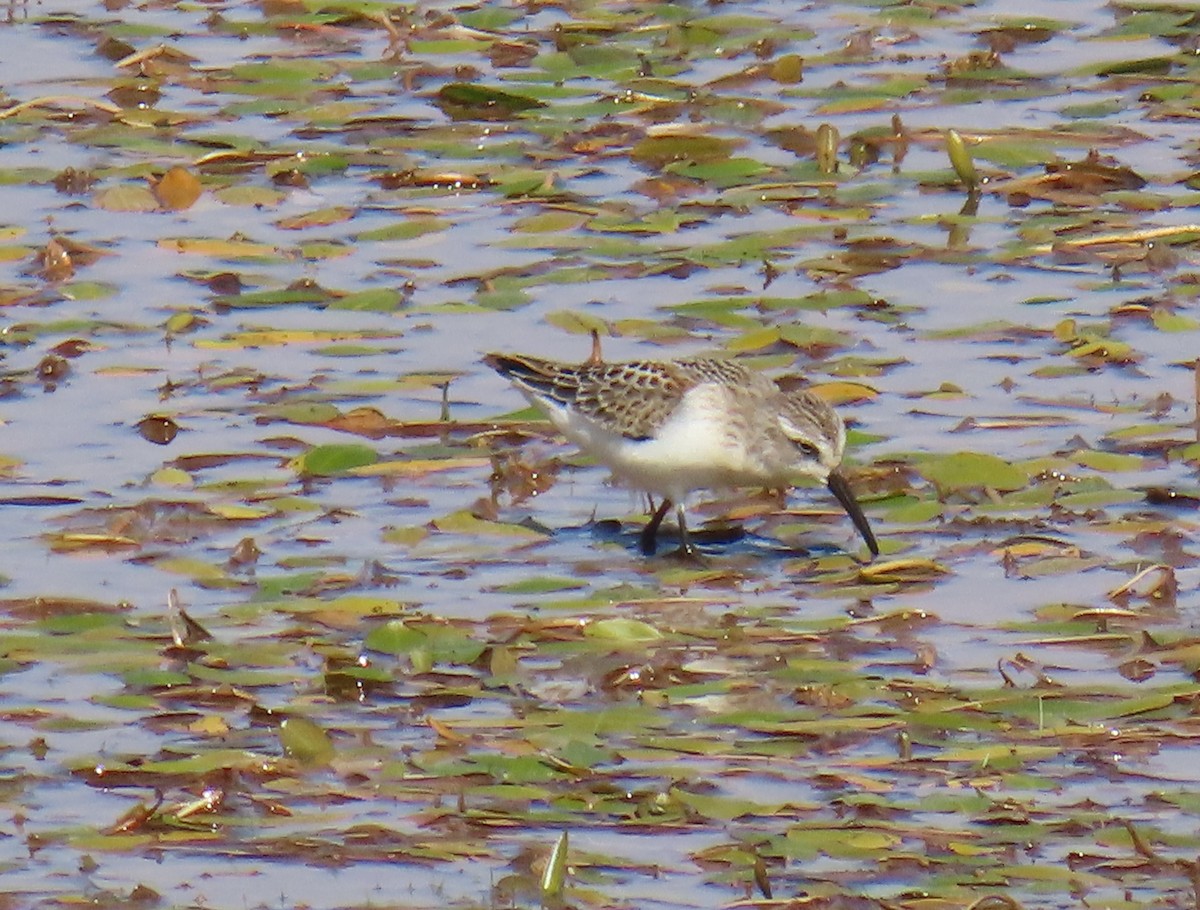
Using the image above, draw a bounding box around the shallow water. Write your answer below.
[1,0,1199,907]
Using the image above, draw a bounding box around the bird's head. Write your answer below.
[778,390,878,557]
[777,391,846,482]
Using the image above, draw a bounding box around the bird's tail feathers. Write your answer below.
[483,353,576,405]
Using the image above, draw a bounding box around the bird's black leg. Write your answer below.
[641,498,672,556]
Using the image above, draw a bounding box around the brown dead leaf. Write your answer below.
[36,238,73,281]
[136,415,180,445]
[325,407,394,438]
[152,166,203,211]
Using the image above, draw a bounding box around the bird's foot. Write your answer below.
[666,540,707,564]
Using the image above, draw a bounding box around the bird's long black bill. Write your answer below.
[827,469,879,557]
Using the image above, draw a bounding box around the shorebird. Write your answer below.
[484,352,878,559]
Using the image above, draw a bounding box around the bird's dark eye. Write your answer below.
[793,440,821,460]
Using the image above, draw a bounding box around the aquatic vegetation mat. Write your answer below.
[0,0,1199,907]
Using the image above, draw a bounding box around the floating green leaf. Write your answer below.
[293,443,378,476]
[919,452,1030,492]
[945,128,978,190]
[630,134,736,169]
[585,618,664,643]
[435,83,546,119]
[541,831,569,899]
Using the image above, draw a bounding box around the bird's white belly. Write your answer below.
[546,387,770,501]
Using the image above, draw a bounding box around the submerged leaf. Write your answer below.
[94,184,158,212]
[279,716,335,766]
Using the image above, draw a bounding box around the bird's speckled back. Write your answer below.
[486,354,777,441]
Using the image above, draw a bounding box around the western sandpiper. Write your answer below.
[484,352,878,559]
